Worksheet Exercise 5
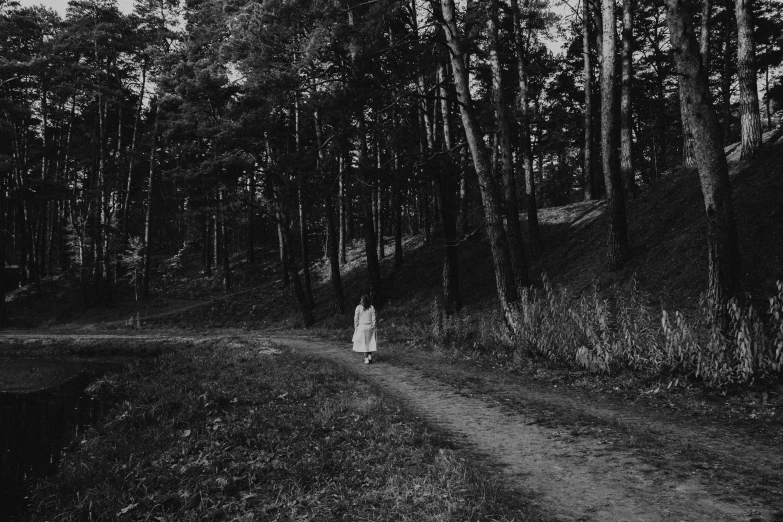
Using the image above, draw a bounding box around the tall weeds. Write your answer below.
[432,276,783,389]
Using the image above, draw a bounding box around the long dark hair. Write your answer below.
[360,294,370,310]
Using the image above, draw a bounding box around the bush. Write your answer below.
[434,275,783,389]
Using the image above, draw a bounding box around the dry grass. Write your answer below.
[27,338,541,521]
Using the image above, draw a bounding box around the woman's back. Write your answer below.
[356,305,374,325]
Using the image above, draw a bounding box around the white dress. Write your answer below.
[352,305,377,353]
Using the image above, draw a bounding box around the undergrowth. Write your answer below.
[429,277,783,390]
[28,339,537,521]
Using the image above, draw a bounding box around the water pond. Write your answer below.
[0,362,118,520]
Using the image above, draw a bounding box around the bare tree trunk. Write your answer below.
[722,3,733,145]
[765,64,771,129]
[392,148,403,269]
[0,172,6,327]
[601,0,630,270]
[655,75,668,175]
[680,0,712,167]
[376,144,385,259]
[123,64,146,241]
[213,212,219,270]
[489,2,529,296]
[280,212,314,326]
[295,99,313,308]
[679,81,698,167]
[701,0,712,64]
[298,184,313,306]
[620,0,637,197]
[220,188,231,292]
[458,144,470,235]
[735,0,762,158]
[582,0,598,200]
[93,96,108,299]
[513,0,542,255]
[315,108,344,313]
[277,217,289,288]
[436,59,462,314]
[338,152,347,265]
[666,0,741,310]
[358,112,383,305]
[440,0,525,330]
[141,100,159,300]
[247,168,255,263]
[204,213,212,276]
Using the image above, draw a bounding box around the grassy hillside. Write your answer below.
[533,131,783,311]
[149,132,783,332]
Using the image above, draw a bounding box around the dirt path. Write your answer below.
[271,336,773,522]
[1,331,775,521]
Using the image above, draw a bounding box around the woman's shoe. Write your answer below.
[364,357,369,364]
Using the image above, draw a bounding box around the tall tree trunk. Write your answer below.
[204,213,212,276]
[601,0,631,270]
[298,184,313,306]
[458,144,470,236]
[679,81,698,167]
[436,59,462,314]
[376,144,385,259]
[0,172,6,327]
[440,0,525,330]
[392,148,403,269]
[620,0,637,197]
[92,96,107,299]
[213,212,219,270]
[220,188,231,292]
[280,211,314,326]
[315,108,344,313]
[722,4,733,145]
[247,168,255,263]
[582,0,598,200]
[681,0,712,168]
[513,0,542,255]
[655,73,668,175]
[357,112,383,305]
[295,99,314,308]
[277,216,289,288]
[141,100,159,300]
[765,64,771,129]
[338,152,347,265]
[735,0,762,158]
[701,0,712,64]
[123,65,146,240]
[666,0,741,310]
[489,2,529,296]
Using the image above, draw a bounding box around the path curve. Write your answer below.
[272,336,770,522]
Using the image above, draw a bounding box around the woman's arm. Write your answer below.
[371,307,376,329]
[354,306,360,329]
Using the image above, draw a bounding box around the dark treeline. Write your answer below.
[1,0,782,329]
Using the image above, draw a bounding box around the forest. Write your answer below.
[2,0,783,371]
[3,0,783,519]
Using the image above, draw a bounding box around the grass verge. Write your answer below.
[28,338,541,521]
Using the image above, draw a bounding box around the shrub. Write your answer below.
[433,274,783,389]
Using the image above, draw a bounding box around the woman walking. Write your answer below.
[352,294,377,364]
